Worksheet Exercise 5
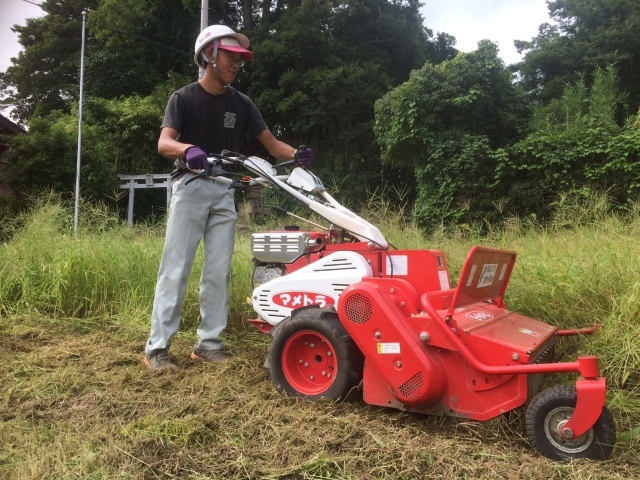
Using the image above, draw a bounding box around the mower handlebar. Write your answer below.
[207,153,296,170]
[276,159,297,169]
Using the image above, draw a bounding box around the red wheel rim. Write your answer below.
[281,330,337,395]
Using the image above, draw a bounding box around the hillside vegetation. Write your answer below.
[1,191,639,478]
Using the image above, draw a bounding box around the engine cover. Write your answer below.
[251,251,373,325]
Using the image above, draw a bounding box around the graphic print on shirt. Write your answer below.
[224,112,236,129]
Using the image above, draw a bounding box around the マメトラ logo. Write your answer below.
[272,291,335,309]
[466,311,494,322]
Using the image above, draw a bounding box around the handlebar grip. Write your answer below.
[208,150,246,165]
[276,160,297,168]
[272,206,288,216]
[207,157,233,165]
[220,150,247,161]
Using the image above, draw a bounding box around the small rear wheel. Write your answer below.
[525,385,615,460]
[268,310,363,400]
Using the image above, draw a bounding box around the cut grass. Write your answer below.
[1,313,638,479]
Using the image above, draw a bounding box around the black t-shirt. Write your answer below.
[161,82,268,156]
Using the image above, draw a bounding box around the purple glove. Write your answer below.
[184,146,209,173]
[293,146,314,168]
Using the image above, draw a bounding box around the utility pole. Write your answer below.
[198,0,209,79]
[74,9,88,235]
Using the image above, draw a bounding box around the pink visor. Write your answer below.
[216,37,254,61]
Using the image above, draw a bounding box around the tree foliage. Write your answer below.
[514,0,640,115]
[247,0,456,174]
[375,41,529,227]
[3,0,640,228]
[497,67,640,217]
[85,0,198,99]
[377,46,640,229]
[0,0,100,122]
[1,78,182,207]
[2,0,453,210]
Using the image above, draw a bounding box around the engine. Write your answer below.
[250,230,373,325]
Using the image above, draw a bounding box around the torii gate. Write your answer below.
[118,174,171,226]
[117,173,264,226]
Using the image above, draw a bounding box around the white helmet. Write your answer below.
[194,25,253,68]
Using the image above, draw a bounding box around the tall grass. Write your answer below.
[1,198,158,321]
[1,189,639,475]
[0,195,257,330]
[3,190,640,380]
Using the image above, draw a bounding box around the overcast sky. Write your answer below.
[1,0,553,120]
[420,0,552,65]
[1,0,45,73]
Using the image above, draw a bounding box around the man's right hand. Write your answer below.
[294,146,314,168]
[185,146,210,174]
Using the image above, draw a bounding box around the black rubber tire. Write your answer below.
[525,385,616,460]
[268,310,363,400]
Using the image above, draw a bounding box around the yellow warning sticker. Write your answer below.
[377,343,401,354]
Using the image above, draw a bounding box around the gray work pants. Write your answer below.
[145,172,237,355]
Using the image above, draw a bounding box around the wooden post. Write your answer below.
[127,178,135,226]
[238,188,265,222]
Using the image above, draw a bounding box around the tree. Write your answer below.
[0,111,113,200]
[514,0,640,116]
[85,0,200,99]
[247,0,454,180]
[1,0,458,212]
[375,41,529,228]
[0,78,180,210]
[497,66,640,216]
[0,0,100,123]
[0,0,199,123]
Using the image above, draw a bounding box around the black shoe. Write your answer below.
[144,349,177,371]
[191,348,228,364]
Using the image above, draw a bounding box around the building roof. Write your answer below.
[0,113,26,135]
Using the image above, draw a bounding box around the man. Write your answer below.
[144,25,313,370]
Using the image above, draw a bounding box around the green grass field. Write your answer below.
[1,190,639,478]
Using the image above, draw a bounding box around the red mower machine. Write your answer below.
[208,153,616,461]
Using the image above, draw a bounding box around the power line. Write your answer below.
[93,20,191,57]
[20,0,43,8]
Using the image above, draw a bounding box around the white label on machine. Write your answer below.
[499,263,507,281]
[477,263,498,288]
[466,265,477,286]
[377,343,401,354]
[386,255,408,276]
[438,270,450,290]
[519,328,541,338]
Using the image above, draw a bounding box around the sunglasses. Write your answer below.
[204,48,246,68]
[222,54,245,68]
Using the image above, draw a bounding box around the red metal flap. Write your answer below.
[448,246,517,316]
